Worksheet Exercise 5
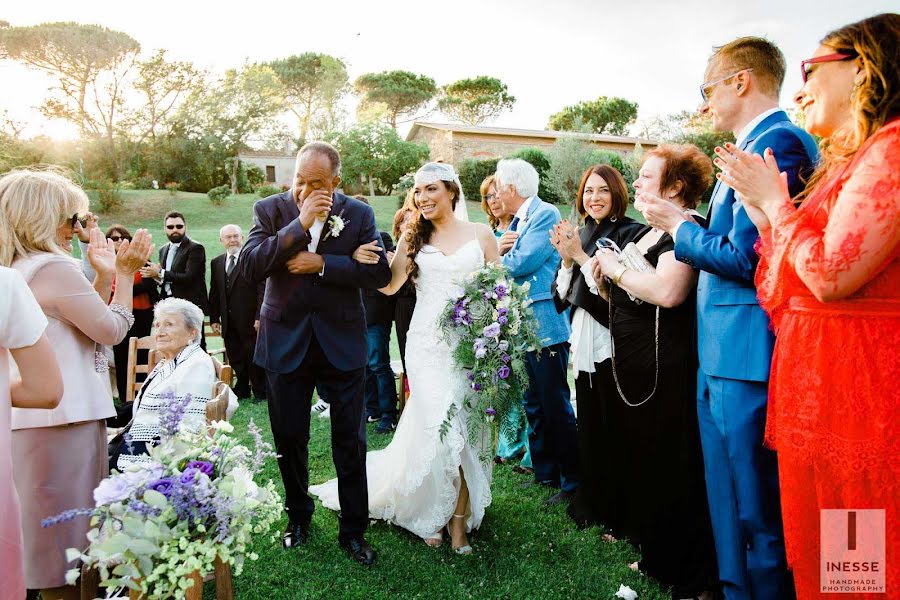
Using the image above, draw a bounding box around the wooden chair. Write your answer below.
[205,317,228,365]
[392,360,409,414]
[125,336,160,403]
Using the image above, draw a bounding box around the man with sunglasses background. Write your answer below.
[141,211,210,348]
[640,37,818,600]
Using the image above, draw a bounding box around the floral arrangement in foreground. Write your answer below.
[439,262,542,459]
[44,392,282,599]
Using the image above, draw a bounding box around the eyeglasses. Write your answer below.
[700,68,753,101]
[484,194,497,202]
[109,235,125,242]
[165,224,185,230]
[800,52,855,84]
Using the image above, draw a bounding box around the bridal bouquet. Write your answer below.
[438,263,542,456]
[44,394,282,599]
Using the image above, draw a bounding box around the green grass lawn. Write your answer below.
[88,191,671,598]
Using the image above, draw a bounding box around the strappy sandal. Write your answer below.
[424,531,443,548]
[449,514,473,555]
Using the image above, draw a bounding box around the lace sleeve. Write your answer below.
[757,125,900,324]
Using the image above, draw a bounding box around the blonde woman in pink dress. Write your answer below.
[0,266,63,600]
[0,169,152,600]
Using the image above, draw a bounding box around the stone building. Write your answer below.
[406,121,659,166]
[237,147,296,189]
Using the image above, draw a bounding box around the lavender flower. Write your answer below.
[498,316,508,325]
[158,391,193,438]
[501,353,511,364]
[127,499,162,518]
[494,284,508,299]
[485,408,496,416]
[483,323,501,338]
[42,508,95,528]
[466,371,475,381]
[247,419,276,475]
[498,308,508,318]
[497,366,511,380]
[471,382,483,392]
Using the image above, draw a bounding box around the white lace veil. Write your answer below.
[414,162,469,222]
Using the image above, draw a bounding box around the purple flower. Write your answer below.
[41,508,95,528]
[158,391,193,438]
[147,477,175,498]
[498,308,508,317]
[498,316,508,325]
[471,382,483,392]
[483,323,501,338]
[466,371,475,381]
[179,468,201,485]
[475,346,487,359]
[497,366,511,380]
[501,353,511,363]
[494,284,508,299]
[187,460,214,476]
[485,408,496,416]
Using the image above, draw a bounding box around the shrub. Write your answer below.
[458,157,499,203]
[245,164,266,189]
[256,184,281,198]
[165,182,180,195]
[207,185,231,205]
[391,171,415,199]
[92,180,124,213]
[130,176,154,190]
[505,147,559,204]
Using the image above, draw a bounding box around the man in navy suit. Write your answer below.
[240,142,391,565]
[642,38,818,599]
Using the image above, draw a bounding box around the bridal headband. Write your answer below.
[414,162,459,186]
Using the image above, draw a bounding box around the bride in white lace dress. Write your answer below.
[310,163,500,553]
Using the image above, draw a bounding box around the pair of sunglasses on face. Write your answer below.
[166,224,185,231]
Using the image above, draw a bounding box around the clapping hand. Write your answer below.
[140,263,161,279]
[638,193,693,235]
[550,219,587,267]
[74,212,98,244]
[592,248,622,279]
[86,227,117,278]
[714,144,790,231]
[116,229,154,274]
[352,240,383,265]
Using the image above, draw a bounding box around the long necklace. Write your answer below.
[608,294,660,408]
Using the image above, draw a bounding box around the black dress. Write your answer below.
[601,223,718,597]
[550,216,643,529]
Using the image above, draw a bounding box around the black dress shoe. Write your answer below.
[282,521,311,549]
[544,490,576,506]
[339,536,376,565]
[520,479,558,490]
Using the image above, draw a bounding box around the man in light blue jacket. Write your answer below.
[497,159,577,505]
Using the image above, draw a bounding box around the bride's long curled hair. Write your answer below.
[404,179,461,283]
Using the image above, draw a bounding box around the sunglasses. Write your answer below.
[109,235,128,242]
[700,68,753,101]
[800,52,856,84]
[70,214,87,228]
[165,224,185,230]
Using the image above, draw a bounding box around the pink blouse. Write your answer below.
[11,253,132,429]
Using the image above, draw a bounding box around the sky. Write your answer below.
[1,0,896,140]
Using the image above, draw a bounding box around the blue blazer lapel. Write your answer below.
[740,110,790,150]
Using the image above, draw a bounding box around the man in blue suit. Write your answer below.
[643,38,818,599]
[497,158,577,506]
[240,142,391,565]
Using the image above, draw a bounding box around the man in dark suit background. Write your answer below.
[240,141,391,565]
[209,224,266,401]
[354,196,398,434]
[141,211,209,348]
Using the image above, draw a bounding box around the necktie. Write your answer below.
[509,217,520,232]
[226,254,236,280]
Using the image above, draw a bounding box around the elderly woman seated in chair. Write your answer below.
[115,298,236,470]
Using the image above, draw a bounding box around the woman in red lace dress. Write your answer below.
[716,14,899,598]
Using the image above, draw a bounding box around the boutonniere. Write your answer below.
[321,209,348,242]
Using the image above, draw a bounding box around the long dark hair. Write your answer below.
[404,179,460,282]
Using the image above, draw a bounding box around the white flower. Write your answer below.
[65,568,81,586]
[211,420,234,433]
[615,585,638,600]
[328,215,346,237]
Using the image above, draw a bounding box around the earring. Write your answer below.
[610,215,617,222]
